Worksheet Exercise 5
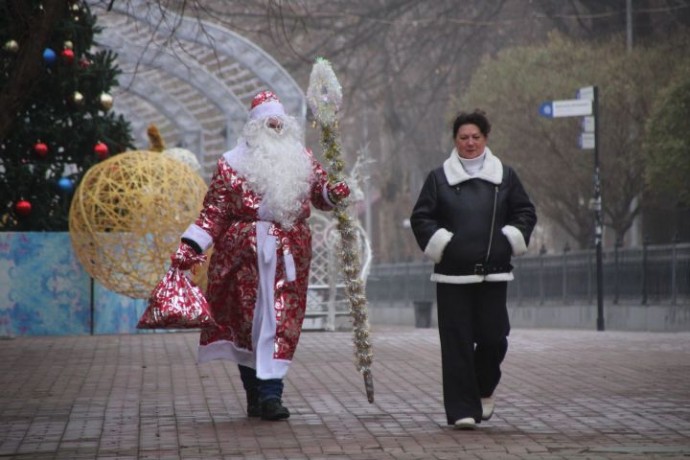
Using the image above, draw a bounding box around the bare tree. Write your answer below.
[8,0,688,255]
[461,32,689,248]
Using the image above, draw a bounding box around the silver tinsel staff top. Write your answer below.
[306,57,342,128]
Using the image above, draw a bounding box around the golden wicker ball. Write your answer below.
[69,150,209,298]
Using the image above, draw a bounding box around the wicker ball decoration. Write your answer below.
[69,150,209,298]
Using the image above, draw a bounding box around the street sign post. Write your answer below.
[539,99,592,118]
[589,86,605,332]
[539,86,605,331]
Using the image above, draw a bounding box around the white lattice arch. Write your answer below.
[97,30,244,157]
[306,211,372,331]
[116,74,203,157]
[88,0,305,180]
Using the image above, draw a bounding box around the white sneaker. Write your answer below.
[481,396,495,421]
[454,417,476,430]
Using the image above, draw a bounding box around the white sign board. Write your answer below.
[539,99,592,118]
[582,116,595,133]
[579,132,595,149]
[577,86,594,101]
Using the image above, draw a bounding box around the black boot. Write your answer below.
[246,389,260,417]
[260,398,290,421]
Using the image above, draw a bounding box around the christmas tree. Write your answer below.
[0,0,133,231]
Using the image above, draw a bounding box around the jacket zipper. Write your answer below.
[485,186,499,264]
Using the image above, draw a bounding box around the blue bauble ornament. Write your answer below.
[43,48,57,65]
[58,177,74,192]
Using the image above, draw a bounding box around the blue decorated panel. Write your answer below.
[0,232,152,336]
[94,281,148,334]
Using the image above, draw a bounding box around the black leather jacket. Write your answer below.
[411,149,536,283]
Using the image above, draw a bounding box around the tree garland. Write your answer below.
[307,57,374,403]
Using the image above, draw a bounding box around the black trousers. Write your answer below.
[436,281,510,425]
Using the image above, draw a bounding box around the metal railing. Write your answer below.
[366,242,690,306]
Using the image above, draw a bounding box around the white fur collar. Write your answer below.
[443,146,503,185]
[222,139,249,167]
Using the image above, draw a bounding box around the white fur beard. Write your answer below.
[236,121,312,228]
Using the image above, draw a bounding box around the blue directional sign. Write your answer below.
[539,99,592,118]
[539,102,554,118]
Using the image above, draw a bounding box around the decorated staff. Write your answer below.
[307,57,375,403]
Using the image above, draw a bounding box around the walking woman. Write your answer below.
[410,109,537,429]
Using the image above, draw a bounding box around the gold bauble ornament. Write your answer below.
[64,40,74,50]
[99,92,113,110]
[72,91,84,105]
[3,40,19,53]
[69,151,209,298]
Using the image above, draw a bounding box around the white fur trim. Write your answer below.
[424,228,453,263]
[431,273,484,284]
[222,142,247,166]
[249,100,286,121]
[501,225,527,256]
[197,340,291,379]
[254,221,294,379]
[430,272,514,284]
[322,183,336,207]
[198,339,254,365]
[182,223,213,251]
[443,146,503,186]
[485,272,515,282]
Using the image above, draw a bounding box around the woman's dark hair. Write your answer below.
[452,110,491,139]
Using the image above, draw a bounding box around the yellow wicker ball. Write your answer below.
[69,150,209,298]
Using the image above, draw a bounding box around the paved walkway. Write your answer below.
[1,326,689,459]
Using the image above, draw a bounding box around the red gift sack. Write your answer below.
[137,266,215,329]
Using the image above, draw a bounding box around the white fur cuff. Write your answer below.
[182,223,213,251]
[501,225,527,256]
[322,183,335,207]
[424,228,453,263]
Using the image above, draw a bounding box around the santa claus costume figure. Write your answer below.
[173,91,350,421]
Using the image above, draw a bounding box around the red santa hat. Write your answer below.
[249,90,286,121]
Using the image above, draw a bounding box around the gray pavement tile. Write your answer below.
[0,326,689,459]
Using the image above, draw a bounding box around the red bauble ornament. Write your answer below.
[34,141,49,157]
[61,48,75,64]
[94,142,109,159]
[78,57,90,68]
[15,200,32,216]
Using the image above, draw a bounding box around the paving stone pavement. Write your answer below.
[1,325,689,460]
